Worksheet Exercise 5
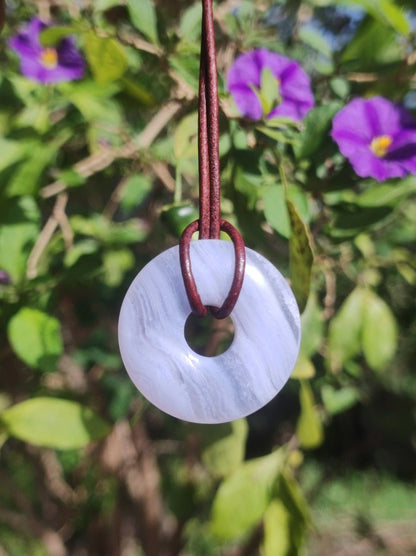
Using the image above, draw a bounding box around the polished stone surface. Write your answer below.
[118,240,301,423]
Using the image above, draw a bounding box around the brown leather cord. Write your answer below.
[179,0,246,319]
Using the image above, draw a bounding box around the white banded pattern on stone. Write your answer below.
[118,240,301,424]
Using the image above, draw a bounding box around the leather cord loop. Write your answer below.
[179,219,246,319]
[179,0,246,319]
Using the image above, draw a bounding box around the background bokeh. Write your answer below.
[0,1,415,554]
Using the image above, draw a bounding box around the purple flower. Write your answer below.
[0,270,11,285]
[9,18,85,84]
[331,97,416,182]
[226,48,314,121]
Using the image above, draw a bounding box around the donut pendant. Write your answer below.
[118,240,300,424]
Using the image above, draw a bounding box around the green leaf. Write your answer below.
[0,397,110,449]
[259,68,280,115]
[361,290,398,371]
[70,214,147,244]
[64,239,99,267]
[202,419,248,477]
[321,384,360,415]
[262,468,310,555]
[40,26,79,47]
[102,248,135,287]
[127,0,159,44]
[211,449,283,540]
[7,308,63,373]
[291,354,315,380]
[173,112,198,161]
[120,174,153,212]
[287,200,314,313]
[328,287,367,373]
[0,138,26,172]
[93,0,120,10]
[179,2,202,42]
[340,0,410,35]
[299,25,333,58]
[294,102,341,159]
[263,185,289,237]
[61,80,122,122]
[83,32,128,84]
[355,176,416,207]
[263,185,309,239]
[6,143,57,196]
[235,166,264,210]
[0,197,40,282]
[275,471,310,552]
[14,104,50,133]
[121,77,157,106]
[262,499,291,556]
[169,54,200,92]
[329,77,350,99]
[300,292,324,357]
[296,381,323,450]
[329,203,391,238]
[341,18,401,71]
[58,168,86,189]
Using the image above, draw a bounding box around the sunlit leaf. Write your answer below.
[64,239,99,267]
[296,381,323,449]
[299,26,333,58]
[0,398,110,449]
[127,0,159,44]
[263,185,309,239]
[102,248,135,287]
[169,54,200,92]
[321,384,360,414]
[341,18,402,71]
[263,185,289,237]
[83,32,128,84]
[355,176,416,207]
[174,112,198,161]
[7,308,63,373]
[259,68,280,115]
[179,2,202,42]
[341,0,410,35]
[287,200,314,313]
[40,26,79,47]
[0,138,25,172]
[6,143,57,196]
[300,292,324,357]
[361,290,398,371]
[291,354,315,379]
[120,174,153,212]
[202,419,248,477]
[262,499,291,556]
[0,197,40,282]
[211,449,283,540]
[294,102,341,159]
[327,287,367,373]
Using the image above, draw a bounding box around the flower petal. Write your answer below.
[9,18,85,84]
[331,96,416,181]
[227,48,314,121]
[229,84,263,120]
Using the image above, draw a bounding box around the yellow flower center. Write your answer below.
[40,48,58,69]
[370,135,392,158]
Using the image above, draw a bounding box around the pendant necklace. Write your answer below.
[118,0,301,424]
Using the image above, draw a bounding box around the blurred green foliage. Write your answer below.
[0,0,415,554]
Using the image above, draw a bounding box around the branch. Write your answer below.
[100,420,166,556]
[26,192,72,279]
[41,101,182,199]
[0,508,67,556]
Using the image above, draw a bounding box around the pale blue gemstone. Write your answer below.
[118,240,301,424]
